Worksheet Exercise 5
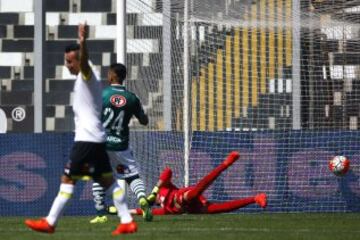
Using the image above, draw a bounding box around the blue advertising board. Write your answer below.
[0,131,359,216]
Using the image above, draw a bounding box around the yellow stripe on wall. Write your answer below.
[176,108,181,131]
[251,4,258,107]
[234,28,241,117]
[260,0,266,94]
[199,68,206,130]
[208,62,215,131]
[225,34,233,128]
[216,49,224,130]
[242,24,249,114]
[277,0,283,79]
[191,76,198,130]
[268,0,275,79]
[285,0,292,67]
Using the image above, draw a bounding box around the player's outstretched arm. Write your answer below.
[78,23,91,80]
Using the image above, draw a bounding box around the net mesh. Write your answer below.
[127,0,360,212]
[0,0,360,214]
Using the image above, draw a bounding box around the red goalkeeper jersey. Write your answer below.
[155,168,208,214]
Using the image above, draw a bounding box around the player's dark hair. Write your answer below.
[110,63,127,84]
[65,43,80,53]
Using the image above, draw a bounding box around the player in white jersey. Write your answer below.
[25,23,137,236]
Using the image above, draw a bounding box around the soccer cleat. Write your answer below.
[106,205,117,215]
[146,192,157,206]
[139,197,153,222]
[25,218,55,234]
[255,193,267,208]
[223,151,240,167]
[111,221,137,236]
[89,215,108,224]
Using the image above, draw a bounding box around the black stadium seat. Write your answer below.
[45,0,70,12]
[0,25,7,38]
[54,117,74,131]
[23,66,34,79]
[1,91,33,105]
[86,40,114,52]
[0,13,19,25]
[134,26,162,39]
[48,80,74,92]
[14,26,34,39]
[80,0,111,12]
[0,66,11,78]
[46,40,77,53]
[57,25,78,39]
[11,80,34,91]
[45,91,71,105]
[2,40,33,52]
[107,13,116,25]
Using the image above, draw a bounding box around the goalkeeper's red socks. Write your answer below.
[112,221,137,236]
[206,197,256,213]
[223,151,240,167]
[206,193,267,213]
[25,218,55,234]
[255,193,267,208]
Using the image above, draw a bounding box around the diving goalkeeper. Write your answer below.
[131,151,267,215]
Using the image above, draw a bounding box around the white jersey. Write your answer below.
[72,68,106,142]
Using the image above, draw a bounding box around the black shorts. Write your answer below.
[64,141,112,180]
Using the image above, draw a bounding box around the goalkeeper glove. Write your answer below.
[146,186,159,205]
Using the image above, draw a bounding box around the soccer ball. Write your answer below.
[328,155,350,176]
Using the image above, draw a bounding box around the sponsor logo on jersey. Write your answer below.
[110,95,127,107]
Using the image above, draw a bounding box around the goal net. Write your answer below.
[127,0,360,212]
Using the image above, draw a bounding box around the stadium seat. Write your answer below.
[46,40,76,53]
[45,0,70,12]
[2,39,33,52]
[11,80,34,91]
[1,91,33,105]
[346,40,359,52]
[14,25,34,39]
[45,91,71,105]
[0,13,18,25]
[23,66,34,79]
[87,53,103,65]
[0,25,7,38]
[333,53,360,65]
[106,13,116,25]
[47,79,74,92]
[0,66,11,78]
[54,117,74,131]
[57,25,78,39]
[80,0,112,12]
[134,26,162,39]
[86,40,114,52]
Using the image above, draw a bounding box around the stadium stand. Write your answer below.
[0,0,359,132]
[0,0,165,132]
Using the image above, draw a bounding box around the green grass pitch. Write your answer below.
[1,213,360,240]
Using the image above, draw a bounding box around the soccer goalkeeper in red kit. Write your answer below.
[131,151,267,215]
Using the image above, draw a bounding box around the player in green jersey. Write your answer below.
[90,63,153,223]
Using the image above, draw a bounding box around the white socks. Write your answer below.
[46,183,74,226]
[107,182,133,224]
